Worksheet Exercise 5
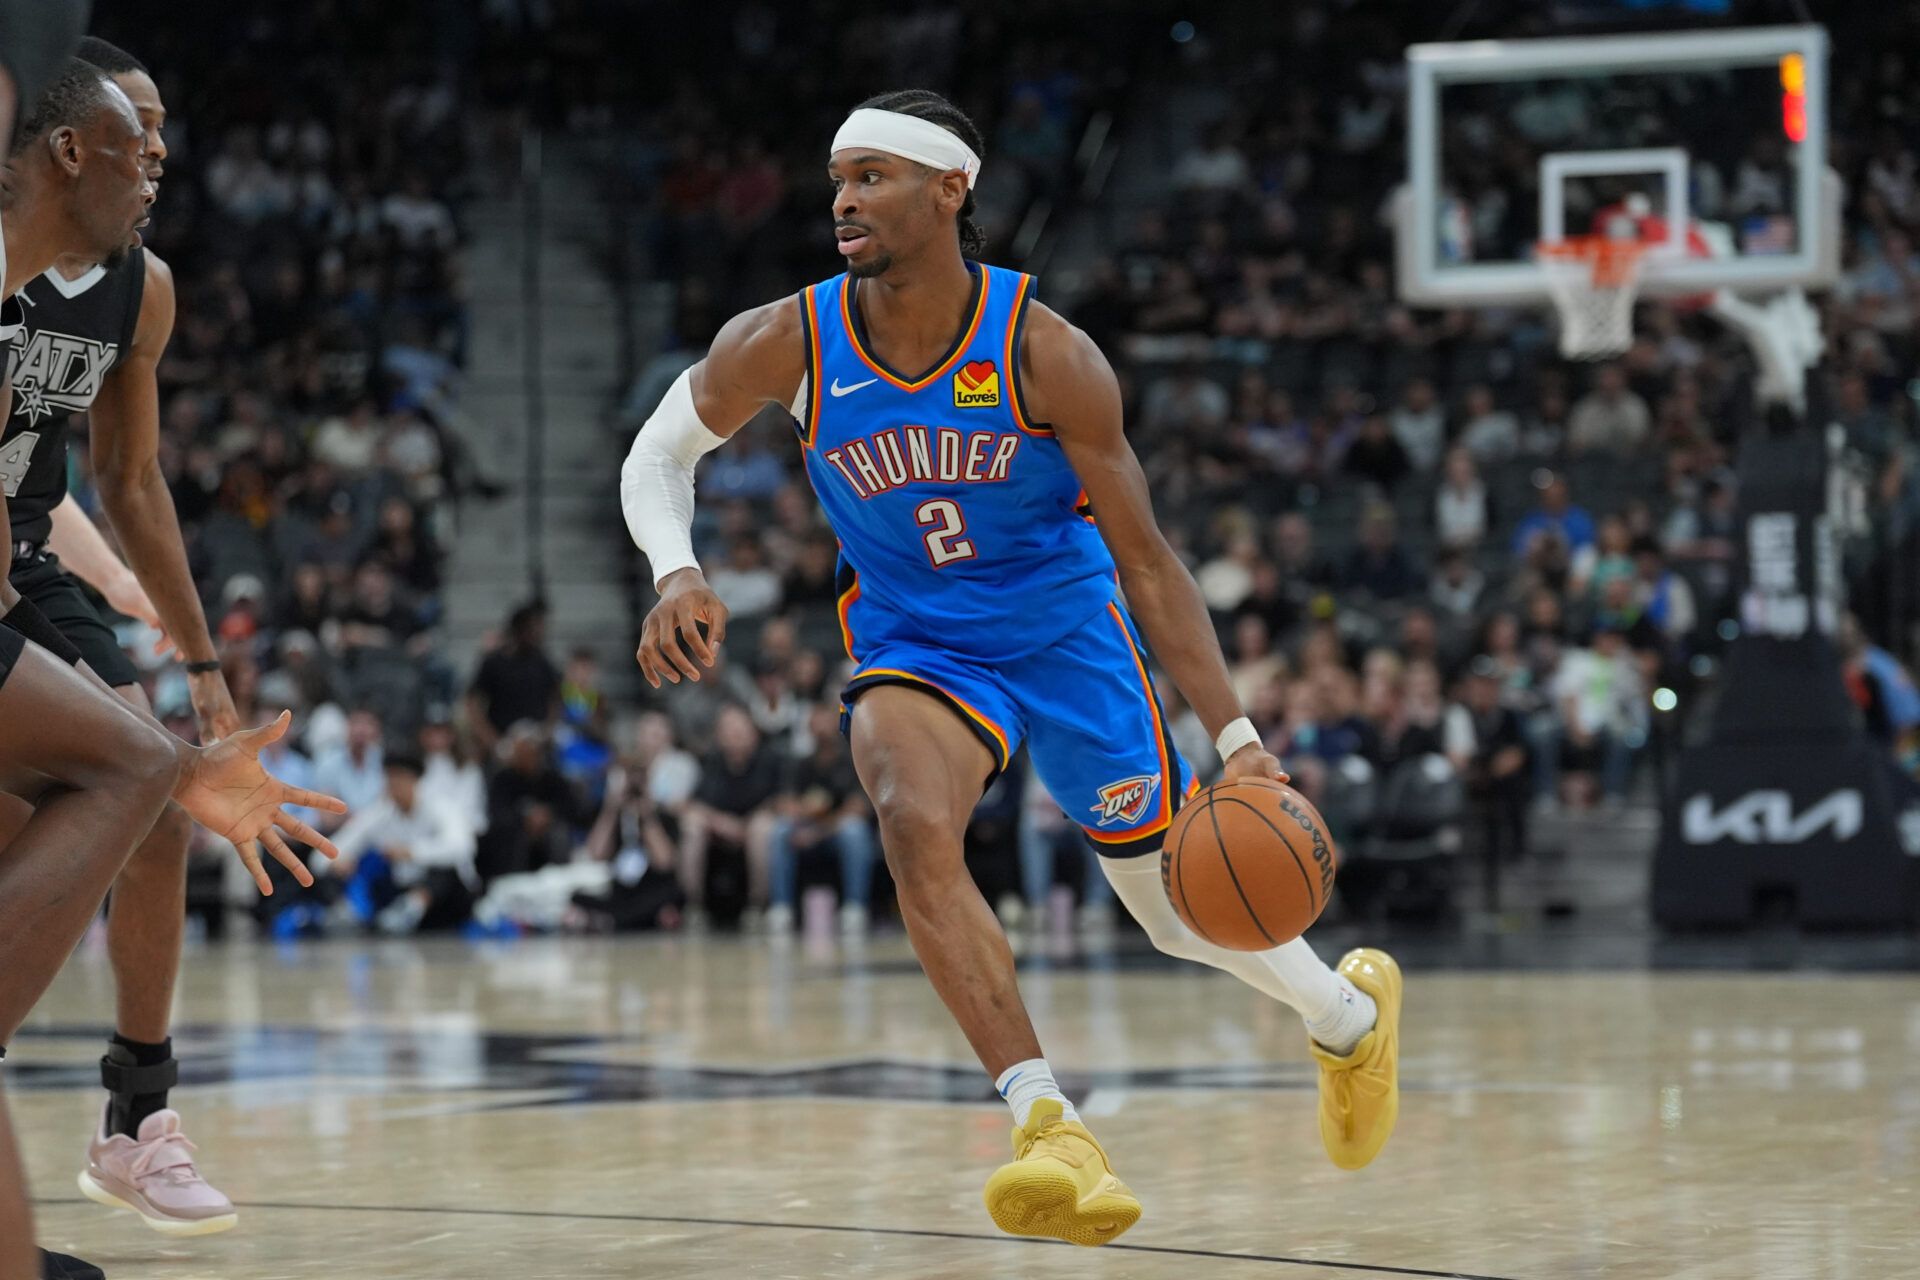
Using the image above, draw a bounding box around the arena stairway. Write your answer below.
[445,134,640,695]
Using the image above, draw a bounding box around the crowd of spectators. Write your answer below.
[55,8,506,930]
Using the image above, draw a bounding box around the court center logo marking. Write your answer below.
[1092,774,1159,827]
[953,360,1000,408]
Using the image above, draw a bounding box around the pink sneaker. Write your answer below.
[77,1106,237,1236]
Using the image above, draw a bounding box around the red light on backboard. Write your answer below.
[1782,95,1807,142]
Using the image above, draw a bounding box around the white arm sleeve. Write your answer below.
[619,367,730,590]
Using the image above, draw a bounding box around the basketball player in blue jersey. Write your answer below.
[624,89,1403,1247]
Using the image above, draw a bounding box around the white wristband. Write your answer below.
[1214,716,1260,763]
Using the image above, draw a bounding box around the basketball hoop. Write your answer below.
[1536,236,1647,360]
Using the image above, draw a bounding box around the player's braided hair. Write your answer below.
[855,89,987,258]
[11,57,112,154]
[73,37,150,79]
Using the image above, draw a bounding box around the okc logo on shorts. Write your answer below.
[953,359,1000,408]
[1091,774,1160,827]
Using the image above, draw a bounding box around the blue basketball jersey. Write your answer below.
[794,262,1118,663]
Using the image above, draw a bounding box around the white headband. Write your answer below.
[831,108,981,189]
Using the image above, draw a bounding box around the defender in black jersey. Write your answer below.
[0,39,249,1237]
[0,51,341,1280]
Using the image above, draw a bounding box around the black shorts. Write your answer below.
[7,551,138,688]
[0,620,23,692]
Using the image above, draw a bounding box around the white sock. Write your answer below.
[1099,853,1377,1054]
[995,1058,1078,1127]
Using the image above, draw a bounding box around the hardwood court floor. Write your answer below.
[9,929,1919,1279]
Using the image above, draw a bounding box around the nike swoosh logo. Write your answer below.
[829,377,878,397]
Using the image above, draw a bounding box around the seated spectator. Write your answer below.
[1340,505,1421,600]
[1231,560,1299,638]
[1140,364,1229,436]
[1228,614,1287,707]
[767,705,877,935]
[1197,531,1262,613]
[782,533,841,610]
[627,711,703,812]
[1434,447,1491,550]
[791,649,833,705]
[478,722,585,881]
[420,707,488,833]
[1458,384,1520,462]
[678,704,783,920]
[323,752,478,933]
[705,535,783,620]
[280,561,336,635]
[311,707,387,829]
[337,561,422,660]
[1173,122,1250,194]
[1512,471,1596,556]
[1661,474,1739,561]
[1270,512,1336,596]
[297,491,367,583]
[1444,658,1532,870]
[560,648,610,745]
[1269,675,1368,804]
[572,746,688,933]
[743,653,810,755]
[1553,625,1644,808]
[309,399,383,475]
[1478,612,1532,699]
[382,171,458,249]
[1398,607,1443,670]
[382,410,446,503]
[373,495,441,595]
[1430,548,1486,623]
[1405,661,1448,735]
[1342,414,1412,490]
[1521,386,1571,457]
[1389,378,1447,472]
[467,601,561,754]
[1568,363,1651,455]
[1243,389,1315,477]
[1632,537,1698,646]
[1572,514,1635,600]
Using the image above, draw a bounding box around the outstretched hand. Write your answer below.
[174,711,349,896]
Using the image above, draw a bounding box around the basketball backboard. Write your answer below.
[1395,24,1835,307]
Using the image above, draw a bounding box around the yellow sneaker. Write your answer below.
[982,1100,1141,1247]
[1309,947,1402,1171]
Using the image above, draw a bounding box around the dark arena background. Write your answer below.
[5,1,1918,1277]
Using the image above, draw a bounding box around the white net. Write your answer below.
[1537,238,1645,360]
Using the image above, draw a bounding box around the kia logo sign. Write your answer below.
[1681,790,1864,845]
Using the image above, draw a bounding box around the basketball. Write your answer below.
[1161,778,1338,951]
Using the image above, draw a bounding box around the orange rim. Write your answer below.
[1536,236,1646,288]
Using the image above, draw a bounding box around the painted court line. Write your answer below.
[36,1196,1527,1279]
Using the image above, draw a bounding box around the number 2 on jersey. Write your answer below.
[0,431,39,498]
[915,498,977,568]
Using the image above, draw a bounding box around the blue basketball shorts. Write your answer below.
[838,599,1198,855]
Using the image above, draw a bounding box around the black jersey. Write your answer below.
[0,247,146,542]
